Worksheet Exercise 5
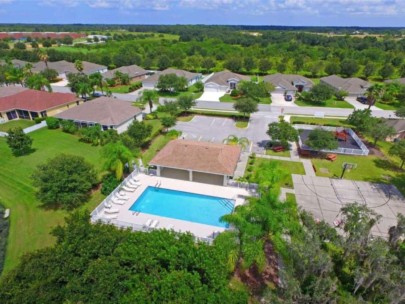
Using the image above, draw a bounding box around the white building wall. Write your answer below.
[116,117,135,134]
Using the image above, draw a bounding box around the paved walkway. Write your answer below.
[234,152,250,178]
[279,188,296,201]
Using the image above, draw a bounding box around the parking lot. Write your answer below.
[174,114,279,153]
[293,174,405,238]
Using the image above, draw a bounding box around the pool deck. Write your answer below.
[92,174,250,240]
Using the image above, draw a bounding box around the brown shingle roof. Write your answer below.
[384,119,405,133]
[150,140,241,176]
[103,64,147,80]
[56,97,142,126]
[385,78,405,85]
[205,70,249,86]
[0,86,28,98]
[143,68,200,85]
[0,90,78,112]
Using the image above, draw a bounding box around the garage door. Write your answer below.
[160,167,189,181]
[204,87,219,92]
[193,172,224,186]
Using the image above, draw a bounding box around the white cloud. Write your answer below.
[0,0,14,3]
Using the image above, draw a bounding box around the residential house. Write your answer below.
[56,97,142,134]
[150,140,241,186]
[32,60,107,79]
[320,75,370,96]
[0,88,80,122]
[102,64,148,82]
[0,59,29,68]
[203,70,249,92]
[263,73,314,95]
[385,78,405,85]
[384,119,405,141]
[142,68,202,89]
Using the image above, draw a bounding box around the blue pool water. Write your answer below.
[129,187,234,228]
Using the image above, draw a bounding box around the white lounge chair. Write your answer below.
[117,191,129,199]
[114,193,128,201]
[127,180,141,187]
[103,213,118,220]
[131,176,140,182]
[104,208,119,214]
[150,220,159,229]
[104,201,112,209]
[111,197,125,205]
[143,219,152,228]
[121,185,136,192]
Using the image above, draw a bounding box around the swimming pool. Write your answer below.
[129,187,234,228]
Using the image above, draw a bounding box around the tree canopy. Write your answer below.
[233,97,258,118]
[267,120,298,147]
[6,127,33,156]
[305,128,339,150]
[32,154,97,209]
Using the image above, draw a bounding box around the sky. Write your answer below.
[0,0,404,27]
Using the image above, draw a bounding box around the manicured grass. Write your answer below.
[312,154,405,193]
[0,128,104,273]
[142,134,171,165]
[295,98,354,109]
[219,94,271,104]
[248,158,305,188]
[235,120,248,128]
[375,102,400,110]
[157,84,203,100]
[265,149,291,157]
[189,109,247,119]
[0,120,35,132]
[290,116,353,128]
[108,85,132,94]
[177,114,194,122]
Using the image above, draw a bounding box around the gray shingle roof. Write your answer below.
[56,97,141,126]
[0,86,28,98]
[321,75,370,95]
[102,64,147,80]
[32,60,106,75]
[143,68,201,85]
[205,70,249,86]
[263,73,314,91]
[385,78,405,85]
[384,119,405,133]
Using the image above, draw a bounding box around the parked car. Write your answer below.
[356,96,368,104]
[92,92,103,97]
[284,94,293,101]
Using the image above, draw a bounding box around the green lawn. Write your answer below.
[177,114,194,122]
[265,149,291,157]
[219,94,271,104]
[142,134,171,165]
[0,128,104,273]
[290,116,352,128]
[235,120,248,128]
[0,120,35,132]
[248,158,305,188]
[312,154,405,193]
[375,102,400,110]
[295,98,354,109]
[157,84,203,100]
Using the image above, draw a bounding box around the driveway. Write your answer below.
[271,93,298,107]
[196,91,225,102]
[345,96,378,110]
[173,113,278,153]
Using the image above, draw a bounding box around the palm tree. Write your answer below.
[25,74,52,92]
[223,135,250,150]
[89,72,104,95]
[23,63,33,79]
[366,83,385,109]
[5,66,24,86]
[38,49,49,69]
[74,60,84,73]
[77,82,91,99]
[140,89,158,112]
[101,142,133,180]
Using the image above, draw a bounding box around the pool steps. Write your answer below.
[218,199,234,211]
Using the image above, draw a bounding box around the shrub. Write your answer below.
[230,89,240,97]
[45,117,60,129]
[101,174,121,195]
[6,128,33,156]
[166,129,182,139]
[247,166,253,172]
[129,81,142,92]
[0,202,10,274]
[60,120,77,134]
[34,117,45,124]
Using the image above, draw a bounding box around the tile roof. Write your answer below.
[263,73,314,91]
[205,70,249,86]
[150,139,241,176]
[321,75,370,95]
[0,89,78,112]
[143,68,200,85]
[102,64,147,80]
[0,86,28,98]
[56,97,142,126]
